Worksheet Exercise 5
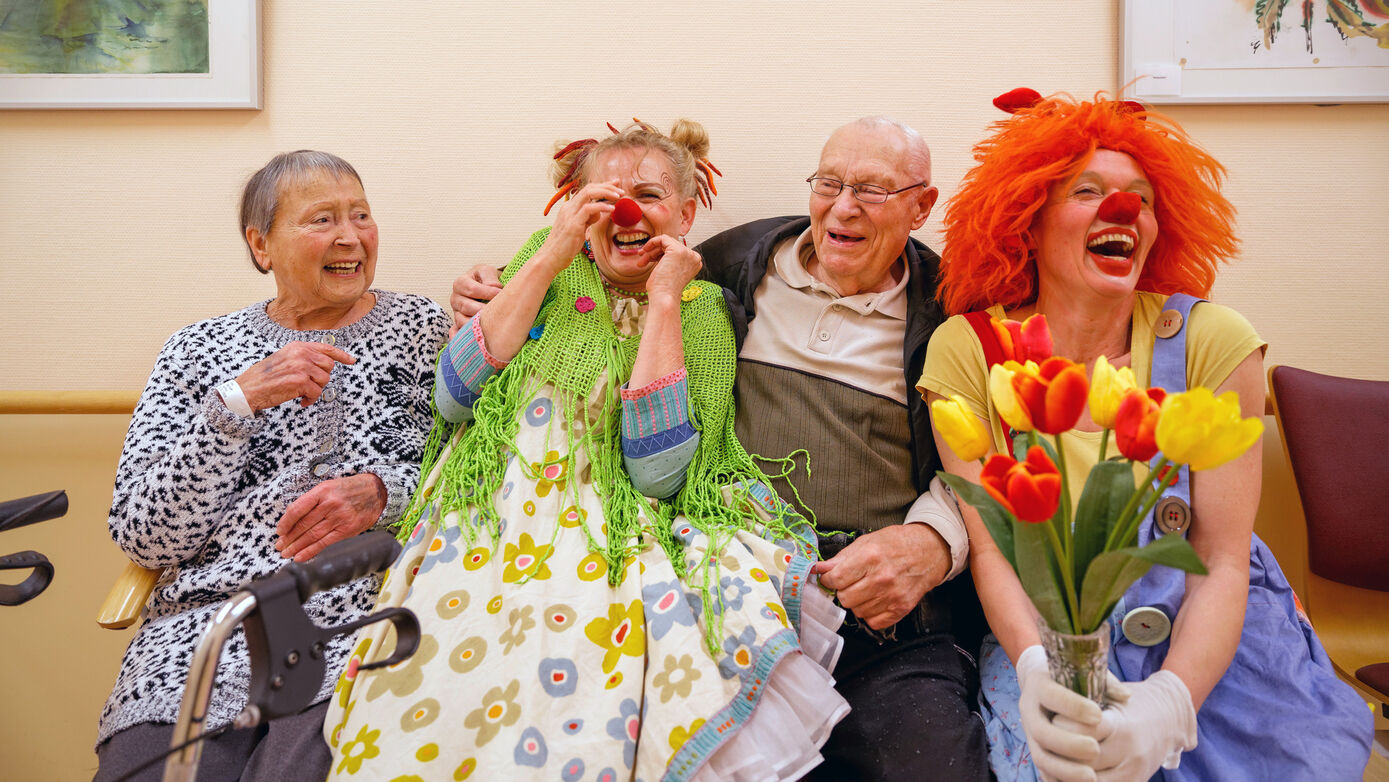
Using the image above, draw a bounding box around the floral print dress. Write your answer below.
[323,300,848,782]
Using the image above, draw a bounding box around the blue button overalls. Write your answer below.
[979,294,1373,782]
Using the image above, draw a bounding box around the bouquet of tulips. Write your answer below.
[931,315,1264,639]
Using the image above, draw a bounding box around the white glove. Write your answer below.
[1016,645,1105,782]
[1079,670,1198,781]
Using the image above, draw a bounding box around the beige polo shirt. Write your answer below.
[739,227,910,405]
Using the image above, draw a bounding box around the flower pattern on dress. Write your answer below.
[719,575,751,612]
[538,657,579,697]
[576,550,608,582]
[448,636,487,674]
[584,599,646,673]
[400,697,440,732]
[500,605,537,653]
[336,723,381,775]
[436,589,469,620]
[514,726,548,767]
[718,626,758,680]
[761,602,789,627]
[544,603,577,632]
[558,505,587,528]
[524,396,552,426]
[365,634,438,701]
[462,546,490,571]
[502,533,553,582]
[463,679,522,747]
[530,450,569,497]
[575,296,596,313]
[415,525,462,575]
[335,637,372,708]
[667,718,707,765]
[642,578,697,640]
[652,653,702,704]
[561,717,584,735]
[453,757,477,779]
[671,520,700,545]
[605,698,641,769]
[560,757,586,782]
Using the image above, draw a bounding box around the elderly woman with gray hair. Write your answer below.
[93,150,449,782]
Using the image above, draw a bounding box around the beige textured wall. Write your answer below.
[1,0,1385,778]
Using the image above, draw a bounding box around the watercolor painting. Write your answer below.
[0,0,258,109]
[1123,0,1389,102]
[0,0,209,75]
[1252,0,1389,54]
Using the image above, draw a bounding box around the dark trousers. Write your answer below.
[93,701,332,782]
[807,534,991,782]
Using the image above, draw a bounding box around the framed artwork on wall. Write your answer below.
[1121,0,1389,103]
[0,0,261,109]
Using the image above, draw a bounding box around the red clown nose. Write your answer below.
[1097,191,1141,225]
[611,197,643,227]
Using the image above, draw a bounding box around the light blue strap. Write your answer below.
[1148,293,1204,514]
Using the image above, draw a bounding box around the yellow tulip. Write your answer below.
[1088,355,1138,428]
[1155,388,1264,471]
[989,361,1035,432]
[931,395,992,462]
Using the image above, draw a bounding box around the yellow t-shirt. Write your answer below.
[917,291,1266,499]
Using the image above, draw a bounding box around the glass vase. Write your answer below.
[1037,618,1111,705]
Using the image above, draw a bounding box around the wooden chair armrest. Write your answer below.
[96,561,162,629]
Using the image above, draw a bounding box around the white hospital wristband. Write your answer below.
[215,379,255,418]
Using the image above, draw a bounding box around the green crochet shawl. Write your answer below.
[398,228,815,589]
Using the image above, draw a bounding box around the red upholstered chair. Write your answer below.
[1269,365,1389,715]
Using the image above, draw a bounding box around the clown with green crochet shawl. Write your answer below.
[324,121,849,782]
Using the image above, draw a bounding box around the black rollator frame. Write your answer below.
[0,490,68,606]
[159,530,420,782]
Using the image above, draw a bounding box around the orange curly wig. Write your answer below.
[938,92,1238,316]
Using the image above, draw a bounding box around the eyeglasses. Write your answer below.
[806,177,928,204]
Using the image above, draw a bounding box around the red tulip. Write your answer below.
[1114,387,1166,462]
[1009,357,1089,435]
[990,314,1053,364]
[980,446,1063,523]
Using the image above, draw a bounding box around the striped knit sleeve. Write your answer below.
[434,315,507,423]
[620,367,699,498]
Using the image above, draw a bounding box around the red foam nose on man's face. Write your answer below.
[611,198,643,227]
[1097,191,1141,225]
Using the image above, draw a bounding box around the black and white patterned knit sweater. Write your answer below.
[98,290,449,745]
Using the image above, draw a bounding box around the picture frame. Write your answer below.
[1121,0,1389,104]
[0,1,261,110]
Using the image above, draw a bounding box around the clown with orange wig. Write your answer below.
[919,90,1372,781]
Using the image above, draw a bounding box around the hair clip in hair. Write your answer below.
[544,136,600,216]
[993,87,1043,114]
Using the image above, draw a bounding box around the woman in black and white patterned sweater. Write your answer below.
[93,151,450,782]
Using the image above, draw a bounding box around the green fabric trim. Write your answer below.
[398,229,818,636]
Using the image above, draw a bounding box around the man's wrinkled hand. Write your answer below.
[809,523,949,629]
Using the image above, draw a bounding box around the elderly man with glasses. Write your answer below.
[449,117,988,780]
[694,117,987,781]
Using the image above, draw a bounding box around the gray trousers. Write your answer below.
[93,701,331,782]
